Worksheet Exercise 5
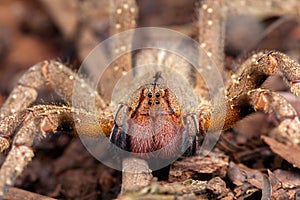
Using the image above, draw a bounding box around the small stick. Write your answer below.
[4,187,57,200]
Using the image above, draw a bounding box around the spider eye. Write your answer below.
[148,100,152,106]
[148,93,153,98]
[155,92,160,98]
[155,100,160,104]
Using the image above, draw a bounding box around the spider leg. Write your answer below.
[0,104,112,167]
[0,113,21,152]
[226,51,300,99]
[0,110,36,197]
[218,51,300,139]
[98,0,138,100]
[223,88,300,146]
[181,113,200,157]
[0,104,112,197]
[110,0,137,76]
[0,60,107,119]
[194,0,227,99]
[109,104,130,151]
[198,0,226,75]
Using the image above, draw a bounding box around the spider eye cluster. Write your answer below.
[146,91,162,106]
[147,92,160,98]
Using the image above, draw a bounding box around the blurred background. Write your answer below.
[0,0,299,199]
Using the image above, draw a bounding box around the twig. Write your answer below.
[4,187,57,200]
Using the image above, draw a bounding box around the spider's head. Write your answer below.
[128,72,182,118]
[129,83,181,118]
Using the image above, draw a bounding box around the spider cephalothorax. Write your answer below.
[110,73,197,159]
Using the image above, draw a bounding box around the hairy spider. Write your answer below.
[110,72,198,159]
[0,0,300,198]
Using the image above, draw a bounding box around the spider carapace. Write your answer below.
[110,72,197,159]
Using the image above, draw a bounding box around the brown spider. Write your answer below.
[0,0,300,198]
[110,72,197,160]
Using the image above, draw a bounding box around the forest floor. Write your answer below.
[0,0,300,199]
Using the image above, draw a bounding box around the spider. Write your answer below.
[0,0,300,198]
[110,71,199,160]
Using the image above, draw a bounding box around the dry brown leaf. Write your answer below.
[262,136,300,169]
